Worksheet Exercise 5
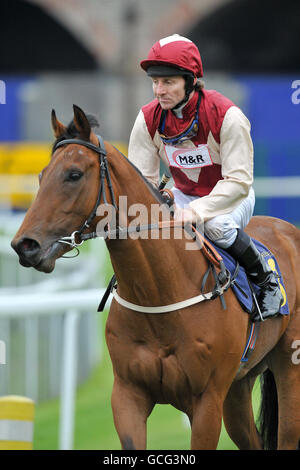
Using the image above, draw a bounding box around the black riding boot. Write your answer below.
[226,230,283,322]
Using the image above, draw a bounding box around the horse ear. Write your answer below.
[51,109,67,138]
[73,104,91,140]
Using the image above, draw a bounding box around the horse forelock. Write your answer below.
[51,114,100,155]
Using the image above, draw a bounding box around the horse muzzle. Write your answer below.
[11,236,42,265]
[11,236,64,273]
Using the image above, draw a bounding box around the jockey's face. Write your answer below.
[151,76,186,110]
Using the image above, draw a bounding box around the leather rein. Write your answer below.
[53,135,231,313]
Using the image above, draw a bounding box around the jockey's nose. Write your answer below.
[11,236,42,267]
[154,80,166,96]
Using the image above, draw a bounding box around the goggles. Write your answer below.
[158,93,201,146]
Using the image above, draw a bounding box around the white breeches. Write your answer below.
[172,186,255,249]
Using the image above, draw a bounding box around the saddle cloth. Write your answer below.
[209,238,289,316]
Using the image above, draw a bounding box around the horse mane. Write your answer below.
[112,145,167,206]
[131,164,167,206]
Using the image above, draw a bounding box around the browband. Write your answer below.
[53,135,107,156]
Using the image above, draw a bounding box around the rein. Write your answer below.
[53,135,231,313]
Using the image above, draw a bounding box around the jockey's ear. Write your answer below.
[73,104,91,141]
[51,109,67,138]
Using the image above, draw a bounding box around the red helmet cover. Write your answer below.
[140,34,203,78]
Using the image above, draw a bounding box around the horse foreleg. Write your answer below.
[111,376,154,450]
[190,388,223,450]
[223,375,262,450]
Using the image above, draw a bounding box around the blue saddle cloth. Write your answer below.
[209,238,289,316]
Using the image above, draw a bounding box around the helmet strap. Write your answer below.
[172,75,195,110]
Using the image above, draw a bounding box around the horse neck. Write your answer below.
[103,144,208,305]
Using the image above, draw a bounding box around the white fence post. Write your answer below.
[59,309,80,450]
[25,317,39,401]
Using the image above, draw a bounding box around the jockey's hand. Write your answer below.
[174,207,200,225]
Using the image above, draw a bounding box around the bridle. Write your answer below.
[52,134,231,313]
[53,134,227,269]
[52,135,182,248]
[53,135,181,250]
[53,134,117,252]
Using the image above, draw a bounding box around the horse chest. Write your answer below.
[106,313,213,405]
[110,335,210,405]
[129,345,194,405]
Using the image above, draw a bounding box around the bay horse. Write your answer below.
[11,105,300,450]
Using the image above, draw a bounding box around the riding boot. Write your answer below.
[226,229,283,322]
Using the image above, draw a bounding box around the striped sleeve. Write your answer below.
[189,106,254,221]
[128,110,161,187]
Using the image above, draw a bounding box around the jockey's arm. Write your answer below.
[128,106,254,225]
[128,110,160,187]
[188,106,254,223]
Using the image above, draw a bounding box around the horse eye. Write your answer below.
[65,170,83,182]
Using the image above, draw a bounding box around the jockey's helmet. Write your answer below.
[140,34,203,78]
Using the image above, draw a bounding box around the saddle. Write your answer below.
[201,234,289,318]
[159,186,289,318]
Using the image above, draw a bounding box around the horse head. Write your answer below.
[11,105,106,273]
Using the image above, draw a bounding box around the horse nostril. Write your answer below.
[15,237,41,257]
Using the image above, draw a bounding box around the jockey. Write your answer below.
[128,34,283,322]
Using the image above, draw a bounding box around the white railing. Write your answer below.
[0,212,110,449]
[0,289,111,450]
